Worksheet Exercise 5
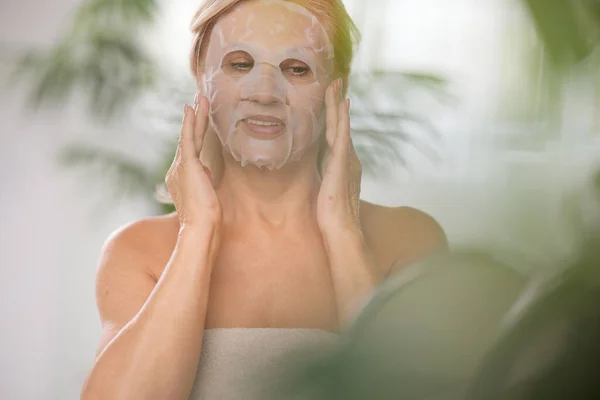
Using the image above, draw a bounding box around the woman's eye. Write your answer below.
[222,51,255,76]
[285,66,309,76]
[230,62,254,71]
[279,59,314,83]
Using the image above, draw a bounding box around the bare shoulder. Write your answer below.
[360,201,449,277]
[93,213,179,356]
[99,212,180,281]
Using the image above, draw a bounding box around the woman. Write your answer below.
[81,0,448,399]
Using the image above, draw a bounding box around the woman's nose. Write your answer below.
[245,64,286,104]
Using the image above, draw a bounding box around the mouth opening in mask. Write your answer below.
[238,115,287,139]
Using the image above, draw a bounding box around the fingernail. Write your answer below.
[194,93,200,105]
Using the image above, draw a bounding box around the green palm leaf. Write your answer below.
[58,144,158,199]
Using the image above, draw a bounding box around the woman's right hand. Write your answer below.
[166,95,222,231]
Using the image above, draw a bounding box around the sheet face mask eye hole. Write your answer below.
[221,51,255,78]
[279,59,316,85]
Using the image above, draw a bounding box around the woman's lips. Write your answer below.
[240,115,286,139]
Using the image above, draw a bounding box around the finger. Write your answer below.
[325,98,350,178]
[193,95,209,157]
[192,93,200,155]
[348,125,359,163]
[333,98,351,158]
[325,79,339,148]
[180,104,196,162]
[336,78,345,104]
[349,139,362,176]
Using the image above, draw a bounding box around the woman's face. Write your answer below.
[202,0,334,170]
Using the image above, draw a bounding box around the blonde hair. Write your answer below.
[156,0,360,204]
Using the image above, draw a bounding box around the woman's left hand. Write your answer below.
[317,78,363,239]
[317,80,384,323]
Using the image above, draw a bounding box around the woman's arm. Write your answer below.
[82,99,220,400]
[322,229,381,326]
[80,222,218,400]
[317,82,448,328]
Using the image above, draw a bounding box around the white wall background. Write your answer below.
[1,0,599,399]
[0,1,154,398]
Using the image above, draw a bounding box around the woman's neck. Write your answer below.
[217,154,322,231]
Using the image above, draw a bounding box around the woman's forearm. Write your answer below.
[81,226,217,400]
[323,229,383,328]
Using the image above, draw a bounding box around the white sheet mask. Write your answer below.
[201,0,334,170]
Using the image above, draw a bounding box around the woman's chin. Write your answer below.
[232,148,288,169]
[219,130,319,170]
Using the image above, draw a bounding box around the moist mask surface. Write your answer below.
[201,0,334,170]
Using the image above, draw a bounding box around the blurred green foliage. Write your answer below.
[6,0,158,119]
[524,0,600,69]
[261,230,600,399]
